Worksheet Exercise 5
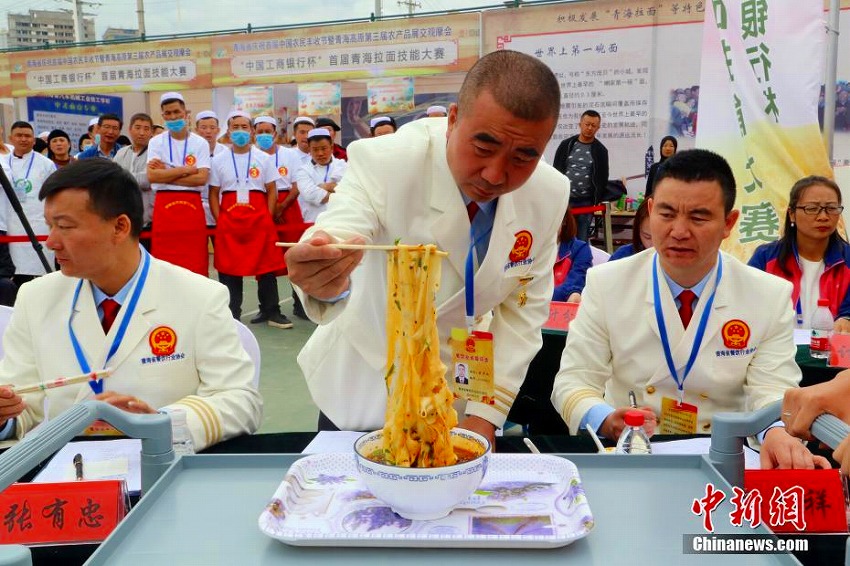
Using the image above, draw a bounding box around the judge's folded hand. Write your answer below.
[285,231,365,301]
[782,370,850,440]
[0,386,25,427]
[760,427,830,470]
[95,391,156,415]
[599,406,657,440]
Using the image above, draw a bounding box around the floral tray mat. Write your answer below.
[258,453,594,548]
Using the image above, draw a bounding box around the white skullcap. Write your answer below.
[370,116,392,128]
[160,91,184,104]
[195,110,218,122]
[426,105,447,115]
[226,110,252,123]
[292,116,315,128]
[88,117,99,127]
[307,128,332,140]
[253,115,277,128]
[37,131,49,139]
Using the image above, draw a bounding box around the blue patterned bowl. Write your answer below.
[354,428,490,520]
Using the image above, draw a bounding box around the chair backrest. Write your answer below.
[0,305,13,360]
[590,246,611,266]
[234,320,261,389]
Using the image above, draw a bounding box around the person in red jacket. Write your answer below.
[748,175,850,333]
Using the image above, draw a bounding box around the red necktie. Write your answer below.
[467,201,479,222]
[678,290,696,329]
[101,298,121,333]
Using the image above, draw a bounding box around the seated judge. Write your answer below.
[551,149,828,470]
[748,175,850,333]
[552,208,593,303]
[0,159,262,450]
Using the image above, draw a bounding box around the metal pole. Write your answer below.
[823,0,840,163]
[374,0,381,19]
[72,0,84,43]
[137,0,146,37]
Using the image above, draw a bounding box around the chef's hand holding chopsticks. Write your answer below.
[285,231,366,301]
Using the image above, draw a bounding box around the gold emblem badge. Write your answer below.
[721,319,750,349]
[149,326,178,356]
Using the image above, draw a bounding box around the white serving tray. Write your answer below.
[258,453,594,548]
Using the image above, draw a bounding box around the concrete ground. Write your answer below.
[234,274,318,433]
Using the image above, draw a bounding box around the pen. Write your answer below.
[73,453,84,481]
[628,390,637,409]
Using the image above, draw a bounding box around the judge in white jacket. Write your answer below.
[0,159,262,450]
[285,51,570,446]
[552,149,828,470]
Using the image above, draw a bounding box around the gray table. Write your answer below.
[87,453,801,565]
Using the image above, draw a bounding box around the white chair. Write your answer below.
[0,305,13,360]
[590,246,611,266]
[235,320,261,389]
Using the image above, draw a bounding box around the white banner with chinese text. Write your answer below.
[697,0,831,259]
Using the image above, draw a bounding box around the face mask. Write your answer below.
[230,130,251,148]
[93,133,101,146]
[255,133,275,150]
[164,119,186,134]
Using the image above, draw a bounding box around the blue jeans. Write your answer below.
[575,213,594,242]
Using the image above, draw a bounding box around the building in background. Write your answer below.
[102,27,141,42]
[4,10,95,49]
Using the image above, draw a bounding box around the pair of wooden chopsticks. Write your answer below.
[276,242,449,257]
[11,368,112,395]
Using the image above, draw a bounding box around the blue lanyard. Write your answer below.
[69,249,151,394]
[230,148,252,185]
[323,164,330,183]
[464,212,493,331]
[651,252,722,400]
[8,153,35,183]
[168,133,189,166]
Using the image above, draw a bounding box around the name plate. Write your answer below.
[0,479,127,545]
[744,469,847,533]
[542,301,579,332]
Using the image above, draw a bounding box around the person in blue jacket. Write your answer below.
[552,208,593,302]
[609,199,652,261]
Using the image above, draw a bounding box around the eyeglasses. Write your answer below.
[795,204,844,216]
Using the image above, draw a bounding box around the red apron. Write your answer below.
[266,191,313,277]
[215,191,285,276]
[151,191,208,276]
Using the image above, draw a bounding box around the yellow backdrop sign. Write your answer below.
[212,13,480,86]
[10,37,213,97]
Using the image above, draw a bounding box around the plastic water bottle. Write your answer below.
[615,410,652,454]
[170,409,195,457]
[810,298,833,360]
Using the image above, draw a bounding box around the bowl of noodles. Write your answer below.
[353,244,491,520]
[354,428,490,520]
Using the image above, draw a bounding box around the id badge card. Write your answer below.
[13,178,30,202]
[449,328,495,405]
[236,180,250,204]
[659,396,698,434]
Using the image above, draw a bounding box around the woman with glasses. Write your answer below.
[749,175,850,332]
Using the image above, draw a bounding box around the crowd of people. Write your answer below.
[0,50,843,478]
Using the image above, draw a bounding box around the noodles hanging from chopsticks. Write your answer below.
[382,244,458,468]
